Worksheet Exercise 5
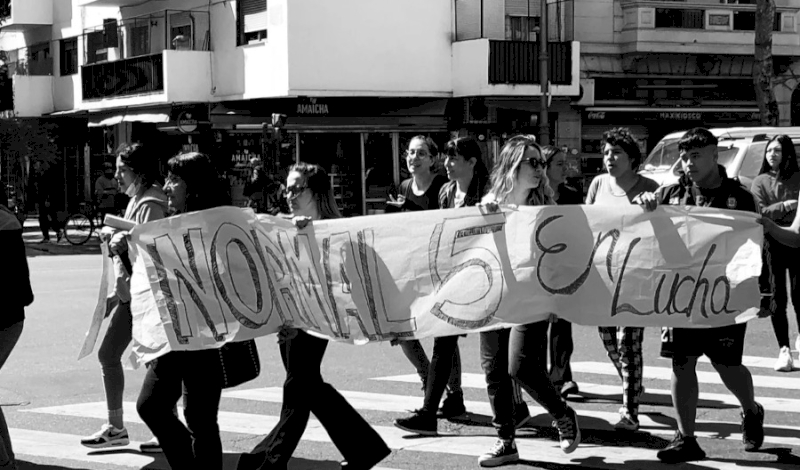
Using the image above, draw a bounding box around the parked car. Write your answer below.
[639,126,800,189]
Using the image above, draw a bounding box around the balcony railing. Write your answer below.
[83,9,210,65]
[82,53,163,100]
[0,43,53,76]
[488,40,572,85]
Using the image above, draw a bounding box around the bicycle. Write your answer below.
[62,202,96,245]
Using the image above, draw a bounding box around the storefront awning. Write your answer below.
[586,107,759,113]
[88,111,171,128]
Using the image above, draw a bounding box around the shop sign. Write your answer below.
[177,111,199,134]
[657,112,702,121]
[586,111,606,120]
[296,98,329,115]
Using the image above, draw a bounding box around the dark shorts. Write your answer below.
[660,323,747,366]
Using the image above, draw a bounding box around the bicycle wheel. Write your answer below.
[63,213,94,246]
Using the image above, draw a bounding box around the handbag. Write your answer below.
[218,339,261,389]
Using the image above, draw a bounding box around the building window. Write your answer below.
[237,0,267,46]
[654,8,704,29]
[59,37,78,76]
[732,11,782,31]
[505,15,540,41]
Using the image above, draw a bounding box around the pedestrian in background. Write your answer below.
[95,162,119,224]
[750,134,800,371]
[542,145,582,399]
[30,160,61,243]
[585,128,658,432]
[0,200,34,470]
[81,143,168,452]
[475,135,581,467]
[137,152,230,469]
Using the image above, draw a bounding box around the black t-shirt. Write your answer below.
[556,183,583,205]
[656,166,757,214]
[398,175,448,212]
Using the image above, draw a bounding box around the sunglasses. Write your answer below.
[284,184,308,200]
[520,157,545,170]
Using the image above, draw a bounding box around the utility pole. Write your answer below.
[538,0,549,145]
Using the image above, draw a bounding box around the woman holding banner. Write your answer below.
[585,128,659,432]
[385,135,466,415]
[750,135,800,371]
[393,137,531,437]
[135,152,230,469]
[239,162,390,470]
[473,135,581,467]
[82,143,168,452]
[542,145,582,399]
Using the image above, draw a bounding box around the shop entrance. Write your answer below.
[298,133,363,217]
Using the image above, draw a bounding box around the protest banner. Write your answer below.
[112,205,762,364]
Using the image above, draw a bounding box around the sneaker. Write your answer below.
[742,402,765,452]
[393,410,437,436]
[438,392,467,419]
[513,407,532,430]
[657,431,706,463]
[560,381,579,398]
[774,347,794,372]
[614,414,639,432]
[552,406,581,453]
[795,335,800,354]
[478,438,519,467]
[139,436,162,453]
[80,424,129,449]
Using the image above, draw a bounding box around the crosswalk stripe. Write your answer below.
[10,428,402,470]
[221,388,800,448]
[17,402,784,470]
[372,373,800,414]
[23,396,800,450]
[570,362,800,390]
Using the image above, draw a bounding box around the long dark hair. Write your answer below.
[443,136,489,186]
[167,152,229,212]
[289,162,342,219]
[759,134,799,181]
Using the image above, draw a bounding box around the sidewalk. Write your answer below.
[22,218,102,257]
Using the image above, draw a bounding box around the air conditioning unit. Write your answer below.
[573,78,595,107]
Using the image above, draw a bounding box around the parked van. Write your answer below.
[639,127,800,189]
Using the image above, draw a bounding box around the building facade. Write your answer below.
[3,0,793,212]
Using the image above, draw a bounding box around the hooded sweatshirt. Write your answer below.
[113,185,168,302]
[0,205,34,328]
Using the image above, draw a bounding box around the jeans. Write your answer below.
[480,329,516,440]
[98,301,132,420]
[137,349,223,470]
[509,322,569,424]
[418,336,462,414]
[250,330,388,468]
[398,339,462,396]
[0,320,23,470]
[547,318,574,385]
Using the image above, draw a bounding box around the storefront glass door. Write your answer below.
[363,132,394,215]
[298,133,363,217]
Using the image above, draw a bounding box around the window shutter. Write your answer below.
[240,0,267,33]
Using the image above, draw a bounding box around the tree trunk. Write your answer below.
[754,0,779,126]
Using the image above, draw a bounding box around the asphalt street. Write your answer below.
[2,248,799,470]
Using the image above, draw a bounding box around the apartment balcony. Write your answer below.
[0,44,54,116]
[620,1,800,56]
[0,0,53,31]
[80,9,212,109]
[77,0,148,6]
[452,39,580,98]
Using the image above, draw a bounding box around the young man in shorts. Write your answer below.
[638,127,768,463]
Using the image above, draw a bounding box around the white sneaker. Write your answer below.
[795,335,800,354]
[80,424,129,449]
[774,346,794,372]
[478,438,519,467]
[139,436,162,453]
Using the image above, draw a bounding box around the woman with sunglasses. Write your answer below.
[239,162,390,470]
[541,145,582,399]
[475,136,581,467]
[585,128,659,432]
[386,136,465,414]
